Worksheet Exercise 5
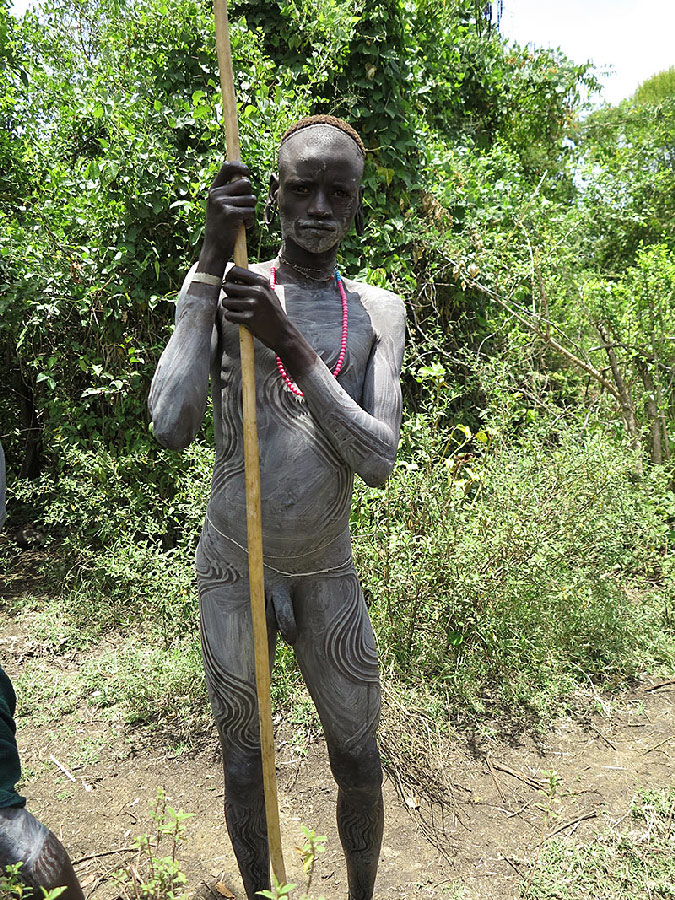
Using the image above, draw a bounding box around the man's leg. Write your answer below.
[197,527,274,900]
[0,807,84,900]
[293,567,384,900]
[1,667,84,900]
[330,738,384,900]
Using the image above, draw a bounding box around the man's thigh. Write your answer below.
[196,527,261,756]
[292,567,381,753]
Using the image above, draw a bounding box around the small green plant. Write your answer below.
[114,788,193,900]
[543,769,561,799]
[0,863,30,899]
[257,826,327,900]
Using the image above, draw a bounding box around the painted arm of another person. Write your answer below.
[295,290,406,487]
[148,162,255,449]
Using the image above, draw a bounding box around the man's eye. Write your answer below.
[333,189,350,198]
[292,184,309,194]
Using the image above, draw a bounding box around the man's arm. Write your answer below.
[148,270,219,450]
[295,290,405,487]
[148,161,256,450]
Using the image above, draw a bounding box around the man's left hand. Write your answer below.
[222,267,317,377]
[222,266,291,352]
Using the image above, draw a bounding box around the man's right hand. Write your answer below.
[199,161,256,275]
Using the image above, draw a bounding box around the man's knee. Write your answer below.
[328,738,382,795]
[223,747,265,799]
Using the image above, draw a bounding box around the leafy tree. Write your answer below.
[633,66,675,105]
[1,0,598,481]
[576,97,675,272]
[582,245,675,465]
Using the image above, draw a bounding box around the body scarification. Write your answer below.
[149,121,405,900]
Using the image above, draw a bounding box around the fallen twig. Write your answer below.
[543,810,597,842]
[642,735,674,755]
[588,723,617,750]
[49,755,93,792]
[502,855,525,874]
[72,846,137,866]
[50,755,76,782]
[486,753,507,802]
[644,679,675,692]
[507,798,535,819]
[491,761,546,791]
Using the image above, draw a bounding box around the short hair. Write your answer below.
[279,115,366,159]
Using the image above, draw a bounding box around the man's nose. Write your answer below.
[308,189,331,217]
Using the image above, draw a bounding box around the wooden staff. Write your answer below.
[212,0,287,887]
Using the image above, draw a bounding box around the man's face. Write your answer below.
[275,126,364,256]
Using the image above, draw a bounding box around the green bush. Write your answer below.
[353,408,674,721]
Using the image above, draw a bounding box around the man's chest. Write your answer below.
[216,287,375,403]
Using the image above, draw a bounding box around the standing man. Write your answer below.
[149,116,405,900]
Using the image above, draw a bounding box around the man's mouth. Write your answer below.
[299,220,338,232]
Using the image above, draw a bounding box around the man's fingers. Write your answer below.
[209,179,255,199]
[206,187,256,230]
[208,185,256,204]
[210,160,250,189]
[227,178,256,197]
[222,285,268,305]
[225,266,268,287]
[222,309,254,324]
[221,297,253,311]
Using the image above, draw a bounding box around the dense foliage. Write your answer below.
[1,0,673,731]
[1,0,601,470]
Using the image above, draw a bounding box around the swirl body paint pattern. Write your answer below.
[150,260,405,900]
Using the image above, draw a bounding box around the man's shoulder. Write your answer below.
[345,278,405,323]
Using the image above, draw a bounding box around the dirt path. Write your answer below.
[1,611,674,900]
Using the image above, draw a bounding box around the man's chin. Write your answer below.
[294,232,341,254]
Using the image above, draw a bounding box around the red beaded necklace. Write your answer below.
[270,264,348,400]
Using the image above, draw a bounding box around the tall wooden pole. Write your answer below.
[212,0,287,887]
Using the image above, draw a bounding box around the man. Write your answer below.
[0,443,85,899]
[149,115,405,900]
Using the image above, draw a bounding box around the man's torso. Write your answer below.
[206,262,381,559]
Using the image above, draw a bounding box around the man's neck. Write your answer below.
[278,241,337,284]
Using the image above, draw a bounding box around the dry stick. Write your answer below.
[212,0,287,887]
[542,810,597,842]
[644,678,675,692]
[72,847,137,866]
[50,754,76,782]
[642,735,674,755]
[490,761,546,792]
[485,753,507,803]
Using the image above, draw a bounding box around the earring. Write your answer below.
[264,197,278,227]
[355,205,365,237]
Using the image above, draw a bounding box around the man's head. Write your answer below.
[279,115,366,162]
[268,116,365,256]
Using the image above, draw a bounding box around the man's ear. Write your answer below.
[264,174,280,226]
[355,185,365,237]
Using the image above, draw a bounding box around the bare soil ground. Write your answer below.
[1,557,674,900]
